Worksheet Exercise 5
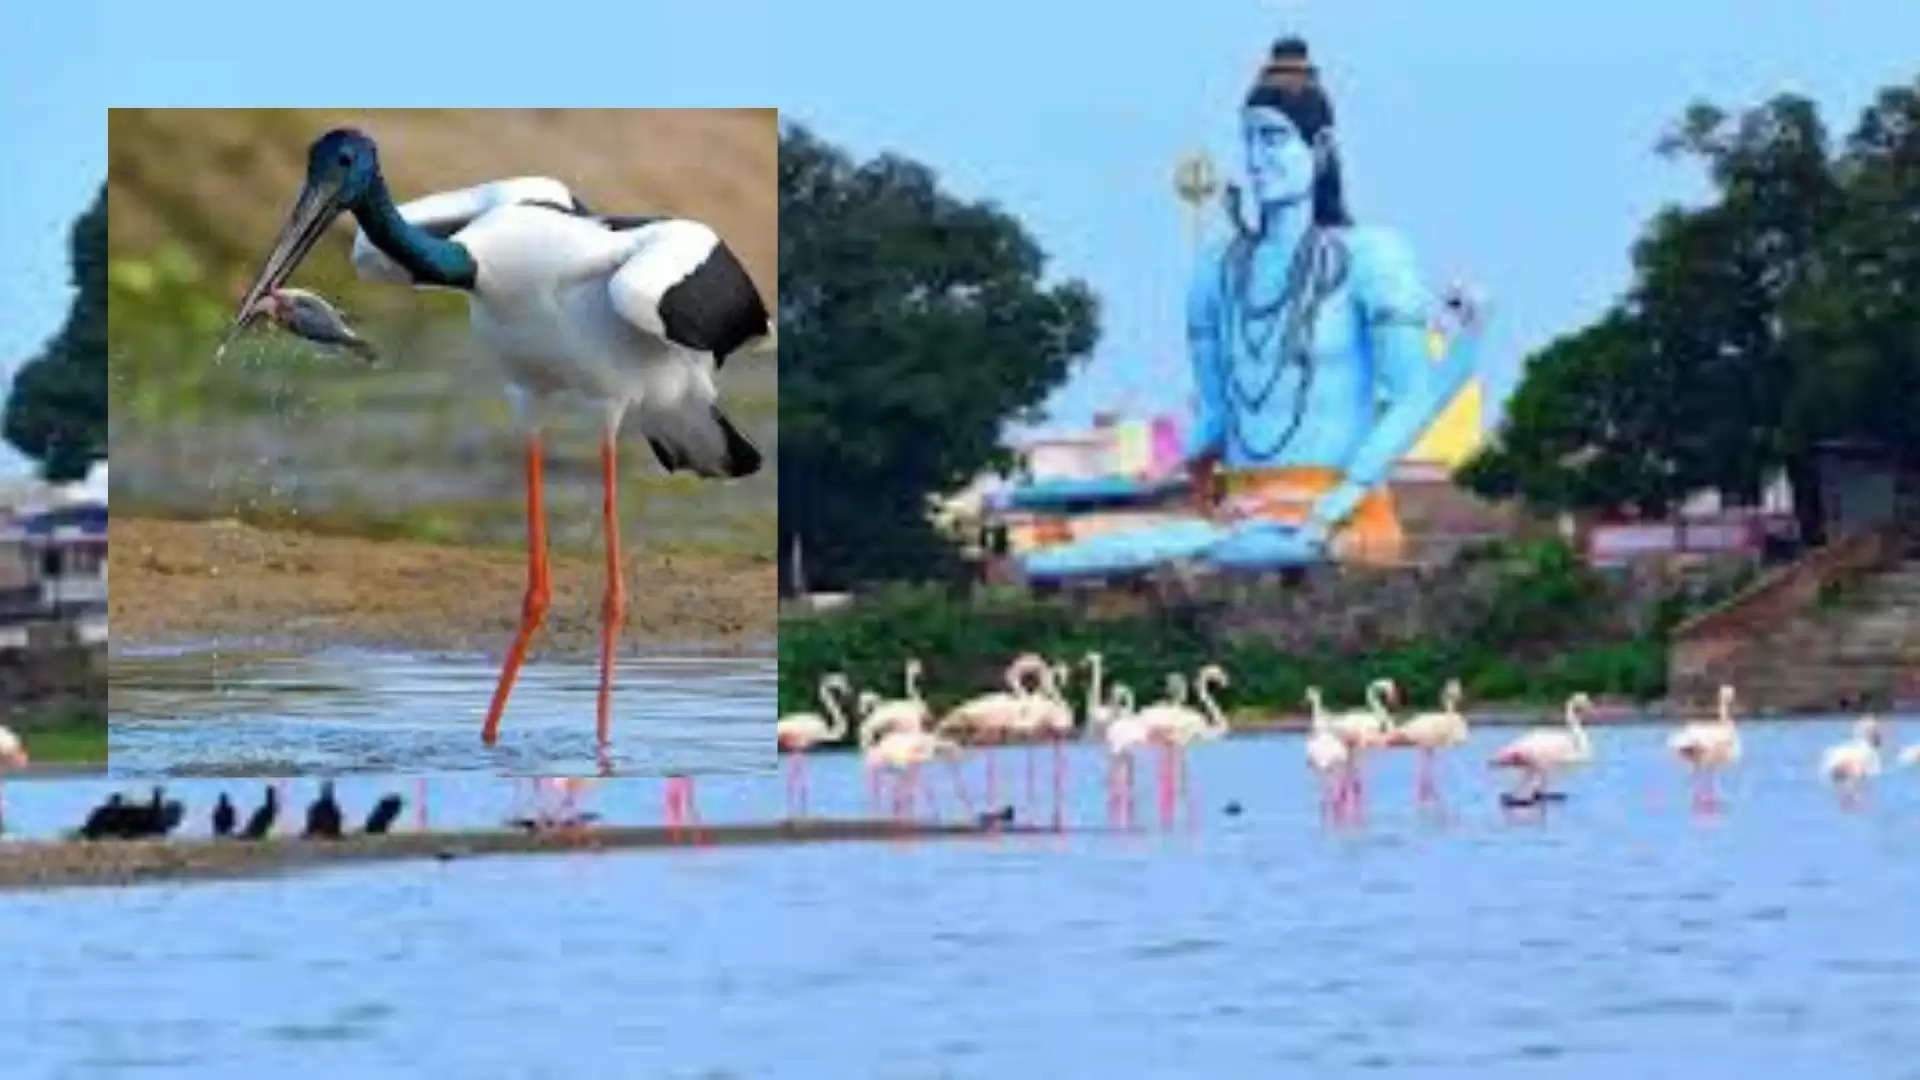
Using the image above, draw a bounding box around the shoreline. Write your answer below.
[110,516,776,659]
[0,820,1042,890]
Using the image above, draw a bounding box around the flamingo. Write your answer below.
[1137,665,1232,826]
[1384,679,1468,808]
[1081,651,1119,730]
[220,129,767,750]
[775,672,853,818]
[1490,692,1594,805]
[1303,687,1354,823]
[1328,677,1399,811]
[861,658,934,746]
[1134,671,1191,826]
[864,730,971,825]
[1029,662,1078,827]
[1097,683,1151,828]
[1666,684,1741,812]
[0,724,26,834]
[1820,716,1884,809]
[935,654,1043,806]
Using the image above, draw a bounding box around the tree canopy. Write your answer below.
[778,124,1099,591]
[1459,77,1920,543]
[6,182,108,482]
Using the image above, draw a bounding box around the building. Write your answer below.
[0,461,107,644]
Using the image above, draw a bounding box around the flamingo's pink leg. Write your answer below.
[947,759,974,818]
[1052,739,1066,832]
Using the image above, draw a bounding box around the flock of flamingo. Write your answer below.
[777,658,1920,828]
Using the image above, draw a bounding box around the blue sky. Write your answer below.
[6,1,1918,475]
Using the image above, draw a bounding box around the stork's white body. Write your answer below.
[350,177,759,473]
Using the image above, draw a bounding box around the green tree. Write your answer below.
[1458,311,1686,516]
[1782,79,1920,465]
[1462,81,1918,544]
[6,182,107,482]
[778,124,1099,592]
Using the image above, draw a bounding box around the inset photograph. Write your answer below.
[108,108,776,777]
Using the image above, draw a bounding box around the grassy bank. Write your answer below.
[778,541,1712,723]
[10,706,106,766]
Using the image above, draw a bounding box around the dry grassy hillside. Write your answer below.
[107,107,776,309]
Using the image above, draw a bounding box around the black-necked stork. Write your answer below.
[221,128,768,748]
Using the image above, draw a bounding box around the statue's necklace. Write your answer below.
[1223,227,1326,459]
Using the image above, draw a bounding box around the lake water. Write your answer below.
[5,713,1917,1076]
[108,649,774,777]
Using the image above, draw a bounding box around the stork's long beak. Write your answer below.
[218,178,347,358]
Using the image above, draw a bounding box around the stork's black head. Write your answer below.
[223,128,382,354]
[305,128,380,207]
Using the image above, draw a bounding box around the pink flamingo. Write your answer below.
[1667,684,1740,813]
[1304,687,1355,823]
[861,657,933,745]
[1490,692,1594,807]
[776,672,853,818]
[1383,679,1468,808]
[1329,678,1399,814]
[1820,716,1884,811]
[864,730,971,827]
[1096,684,1150,828]
[1136,665,1232,828]
[936,654,1043,809]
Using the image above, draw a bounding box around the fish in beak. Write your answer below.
[217,175,349,360]
[245,287,379,363]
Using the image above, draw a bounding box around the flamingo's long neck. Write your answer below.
[1307,689,1327,732]
[904,661,922,702]
[818,680,849,742]
[1195,673,1229,736]
[1367,681,1391,719]
[1087,655,1105,721]
[350,171,477,289]
[1567,699,1590,752]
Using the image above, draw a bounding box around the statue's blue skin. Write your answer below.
[1018,105,1481,578]
[1186,105,1446,546]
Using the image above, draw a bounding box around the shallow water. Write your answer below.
[108,648,774,777]
[0,770,784,843]
[7,714,1919,1076]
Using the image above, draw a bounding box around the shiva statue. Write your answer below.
[1024,37,1484,579]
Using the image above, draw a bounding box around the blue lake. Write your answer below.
[108,648,774,777]
[4,712,1917,1076]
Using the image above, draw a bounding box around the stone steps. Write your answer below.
[1692,556,1919,710]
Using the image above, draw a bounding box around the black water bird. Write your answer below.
[79,794,127,840]
[363,794,404,835]
[241,786,278,839]
[304,780,344,839]
[212,793,236,837]
[158,798,185,837]
[974,805,1016,829]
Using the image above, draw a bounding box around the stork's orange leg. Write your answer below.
[482,434,552,746]
[597,431,628,746]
